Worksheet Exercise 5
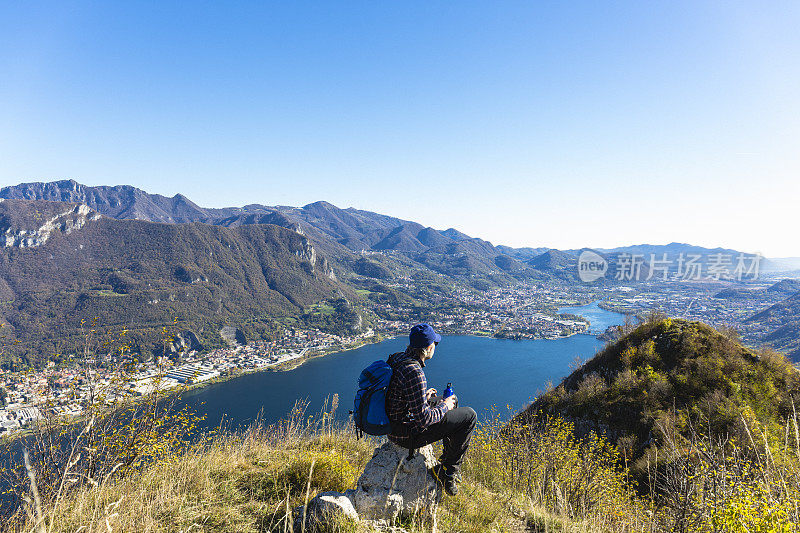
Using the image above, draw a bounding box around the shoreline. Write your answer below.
[1,318,617,442]
[0,334,393,443]
[2,304,624,439]
[178,333,392,394]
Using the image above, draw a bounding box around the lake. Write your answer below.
[559,301,625,334]
[178,302,624,430]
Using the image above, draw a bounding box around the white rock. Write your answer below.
[294,489,359,531]
[295,441,441,532]
[352,441,441,522]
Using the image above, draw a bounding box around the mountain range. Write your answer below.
[5,180,790,277]
[1,179,799,367]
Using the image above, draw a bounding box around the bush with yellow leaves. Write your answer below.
[651,407,800,532]
[467,406,639,523]
[0,319,205,530]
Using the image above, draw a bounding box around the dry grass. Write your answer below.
[6,398,800,532]
[4,399,586,533]
[5,399,377,533]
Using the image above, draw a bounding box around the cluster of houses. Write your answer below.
[0,406,41,434]
[0,325,379,435]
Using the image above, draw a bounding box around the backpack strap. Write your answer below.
[387,352,421,458]
[384,354,399,435]
[384,352,405,396]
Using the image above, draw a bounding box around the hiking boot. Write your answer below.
[436,459,462,483]
[430,463,459,496]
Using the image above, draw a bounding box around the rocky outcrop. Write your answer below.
[219,326,247,346]
[597,325,623,342]
[294,490,359,531]
[353,441,441,522]
[167,330,204,355]
[295,237,337,281]
[295,442,442,532]
[1,201,99,248]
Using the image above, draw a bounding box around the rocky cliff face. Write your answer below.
[299,238,337,281]
[0,200,100,248]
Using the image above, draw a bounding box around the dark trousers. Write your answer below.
[414,396,477,473]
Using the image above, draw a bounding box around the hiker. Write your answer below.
[385,324,477,496]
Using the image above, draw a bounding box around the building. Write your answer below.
[165,364,220,384]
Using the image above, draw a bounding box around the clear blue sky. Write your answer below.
[2,2,799,256]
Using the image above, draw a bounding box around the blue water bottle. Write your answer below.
[443,382,454,399]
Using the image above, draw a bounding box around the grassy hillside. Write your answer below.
[518,318,800,478]
[3,400,646,533]
[6,398,798,532]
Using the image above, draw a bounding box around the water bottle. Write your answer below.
[443,382,454,399]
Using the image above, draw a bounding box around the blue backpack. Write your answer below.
[353,358,396,436]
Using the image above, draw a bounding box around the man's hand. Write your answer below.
[425,388,437,400]
[443,396,457,411]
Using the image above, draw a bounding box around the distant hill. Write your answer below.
[766,278,800,296]
[762,257,800,273]
[517,318,800,477]
[747,292,800,325]
[0,199,349,367]
[576,243,755,280]
[713,287,757,299]
[746,292,800,360]
[586,242,743,257]
[527,249,577,271]
[495,245,550,261]
[531,248,657,283]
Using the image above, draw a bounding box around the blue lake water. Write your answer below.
[180,302,624,430]
[559,301,624,334]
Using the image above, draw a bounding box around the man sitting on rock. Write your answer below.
[385,324,477,496]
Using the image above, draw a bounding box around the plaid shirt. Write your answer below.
[385,350,449,447]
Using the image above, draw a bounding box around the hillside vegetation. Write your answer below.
[0,200,351,367]
[520,318,800,475]
[3,400,647,533]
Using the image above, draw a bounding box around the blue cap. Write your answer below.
[409,324,441,349]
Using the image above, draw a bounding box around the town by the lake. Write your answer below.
[0,268,788,435]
